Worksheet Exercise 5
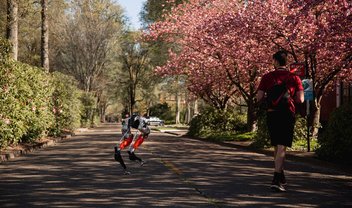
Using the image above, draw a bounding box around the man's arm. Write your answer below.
[295,90,304,103]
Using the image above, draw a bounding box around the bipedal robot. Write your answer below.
[114,114,150,175]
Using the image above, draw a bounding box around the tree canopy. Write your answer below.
[145,0,352,131]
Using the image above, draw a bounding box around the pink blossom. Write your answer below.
[4,119,11,125]
[144,0,351,111]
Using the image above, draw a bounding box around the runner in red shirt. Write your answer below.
[257,51,304,192]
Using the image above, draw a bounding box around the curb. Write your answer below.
[163,131,186,136]
[0,134,72,163]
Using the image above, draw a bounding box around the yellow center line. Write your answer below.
[162,159,183,175]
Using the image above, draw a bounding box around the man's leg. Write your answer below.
[275,145,286,185]
[271,144,286,191]
[275,145,286,173]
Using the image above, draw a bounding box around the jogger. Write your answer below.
[257,51,304,192]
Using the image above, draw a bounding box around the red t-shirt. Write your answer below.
[258,70,303,113]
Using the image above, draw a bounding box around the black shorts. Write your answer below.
[266,110,295,147]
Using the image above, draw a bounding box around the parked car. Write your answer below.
[146,116,164,126]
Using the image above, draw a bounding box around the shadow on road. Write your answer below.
[0,123,351,207]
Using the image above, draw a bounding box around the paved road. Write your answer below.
[0,123,351,208]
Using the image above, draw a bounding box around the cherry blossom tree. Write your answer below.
[145,0,352,133]
[288,0,351,136]
[146,0,271,130]
[246,0,352,136]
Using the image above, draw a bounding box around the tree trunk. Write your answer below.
[246,76,258,132]
[175,92,181,124]
[129,92,134,115]
[194,99,199,115]
[6,0,18,60]
[186,100,191,123]
[309,98,321,138]
[246,99,257,132]
[41,0,49,72]
[100,105,106,123]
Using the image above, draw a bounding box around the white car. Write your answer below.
[146,117,164,126]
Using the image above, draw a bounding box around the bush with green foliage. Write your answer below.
[0,59,54,146]
[0,37,83,147]
[149,102,174,123]
[20,63,55,141]
[316,103,352,164]
[251,109,309,150]
[187,107,247,137]
[251,110,270,148]
[49,72,82,136]
[206,131,256,142]
[0,38,10,63]
[80,92,97,127]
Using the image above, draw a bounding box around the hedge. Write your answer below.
[316,103,352,164]
[0,37,83,147]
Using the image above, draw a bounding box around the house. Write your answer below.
[320,80,352,125]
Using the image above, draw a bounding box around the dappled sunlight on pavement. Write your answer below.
[147,130,352,208]
[0,123,351,207]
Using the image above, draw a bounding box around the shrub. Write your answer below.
[251,109,270,148]
[149,102,169,117]
[0,59,54,146]
[187,107,247,137]
[206,131,256,142]
[0,37,10,63]
[0,38,84,147]
[149,102,174,122]
[316,103,352,164]
[19,63,54,141]
[149,103,175,124]
[252,109,309,149]
[49,72,82,136]
[80,92,97,127]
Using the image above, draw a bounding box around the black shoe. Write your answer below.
[270,172,286,192]
[280,170,287,185]
[128,151,137,161]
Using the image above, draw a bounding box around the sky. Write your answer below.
[115,0,147,30]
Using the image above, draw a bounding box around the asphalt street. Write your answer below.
[0,123,351,208]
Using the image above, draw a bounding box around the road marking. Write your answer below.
[145,146,224,207]
[152,152,223,208]
[162,160,183,175]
